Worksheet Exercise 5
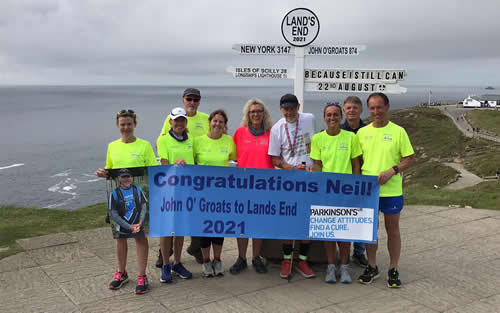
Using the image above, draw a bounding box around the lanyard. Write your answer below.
[284,118,299,155]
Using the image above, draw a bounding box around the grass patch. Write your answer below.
[466,109,500,137]
[405,181,500,210]
[0,203,107,259]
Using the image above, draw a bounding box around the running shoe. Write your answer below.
[109,271,128,289]
[155,249,163,268]
[351,253,368,267]
[324,264,336,283]
[160,264,172,283]
[135,275,148,294]
[213,259,224,276]
[280,259,292,279]
[387,268,402,288]
[172,263,192,279]
[229,256,247,275]
[202,261,214,277]
[339,264,352,284]
[296,260,315,278]
[252,256,268,274]
[358,265,379,284]
[187,245,203,264]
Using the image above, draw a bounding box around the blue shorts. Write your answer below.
[379,196,404,215]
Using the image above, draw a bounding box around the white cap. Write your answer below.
[170,107,187,120]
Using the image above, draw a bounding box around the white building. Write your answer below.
[462,95,499,108]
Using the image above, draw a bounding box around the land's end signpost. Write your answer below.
[228,8,407,111]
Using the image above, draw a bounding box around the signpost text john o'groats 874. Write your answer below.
[228,7,407,112]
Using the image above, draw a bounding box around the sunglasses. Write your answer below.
[185,97,200,103]
[118,109,135,115]
[249,109,264,114]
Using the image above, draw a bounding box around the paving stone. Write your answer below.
[42,256,113,283]
[149,277,232,312]
[238,282,332,313]
[0,287,80,313]
[28,243,96,266]
[0,251,37,273]
[16,232,78,250]
[444,293,500,313]
[178,297,262,313]
[292,276,380,304]
[80,294,168,313]
[309,304,351,313]
[396,277,481,312]
[405,205,453,215]
[59,273,134,305]
[399,214,460,234]
[432,207,500,222]
[0,267,56,293]
[336,289,438,313]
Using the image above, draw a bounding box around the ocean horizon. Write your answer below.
[0,85,489,209]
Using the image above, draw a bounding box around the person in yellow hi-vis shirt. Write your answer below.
[159,88,209,265]
[156,107,194,284]
[356,93,416,288]
[96,109,158,295]
[193,109,237,277]
[311,102,362,284]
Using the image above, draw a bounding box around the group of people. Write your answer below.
[96,88,416,294]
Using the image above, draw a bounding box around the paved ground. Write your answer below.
[2,205,500,312]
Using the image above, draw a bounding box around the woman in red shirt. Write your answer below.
[230,98,274,275]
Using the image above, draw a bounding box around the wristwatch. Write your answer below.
[392,165,399,174]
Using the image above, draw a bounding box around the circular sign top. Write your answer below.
[281,8,320,47]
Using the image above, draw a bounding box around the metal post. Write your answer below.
[294,47,305,112]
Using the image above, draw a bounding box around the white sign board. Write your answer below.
[304,69,407,83]
[281,8,320,47]
[305,45,366,56]
[305,82,407,94]
[232,44,293,55]
[227,66,294,79]
[309,205,375,241]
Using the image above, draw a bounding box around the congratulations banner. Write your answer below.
[148,165,380,243]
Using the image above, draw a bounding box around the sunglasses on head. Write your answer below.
[118,109,135,115]
[185,97,200,102]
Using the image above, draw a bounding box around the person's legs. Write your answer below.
[251,238,267,273]
[384,213,401,269]
[135,237,148,277]
[187,236,203,264]
[251,238,264,259]
[338,242,352,283]
[160,237,172,265]
[296,240,315,278]
[173,236,184,265]
[200,237,214,277]
[212,237,225,276]
[280,240,294,278]
[324,241,337,283]
[237,238,249,258]
[116,238,128,272]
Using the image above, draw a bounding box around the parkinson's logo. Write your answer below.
[195,123,203,129]
[364,135,373,140]
[383,134,393,141]
[130,153,141,158]
[220,148,228,153]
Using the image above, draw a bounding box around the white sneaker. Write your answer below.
[325,264,336,283]
[213,259,224,276]
[339,264,352,284]
[202,261,214,277]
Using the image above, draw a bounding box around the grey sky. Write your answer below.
[0,0,499,86]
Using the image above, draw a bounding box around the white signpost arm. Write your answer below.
[294,47,305,112]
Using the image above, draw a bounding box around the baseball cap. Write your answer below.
[118,168,131,177]
[280,93,299,109]
[170,107,187,120]
[183,88,201,98]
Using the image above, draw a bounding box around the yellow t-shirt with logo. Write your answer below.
[160,111,210,138]
[157,134,195,165]
[310,129,362,174]
[193,134,237,167]
[357,122,415,197]
[105,138,158,169]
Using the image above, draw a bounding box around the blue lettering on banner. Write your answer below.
[148,165,379,243]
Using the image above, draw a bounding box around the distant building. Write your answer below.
[462,95,500,108]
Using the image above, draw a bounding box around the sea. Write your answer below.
[0,85,489,210]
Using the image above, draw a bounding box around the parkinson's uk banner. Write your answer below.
[148,165,380,243]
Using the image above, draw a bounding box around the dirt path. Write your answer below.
[444,162,484,189]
